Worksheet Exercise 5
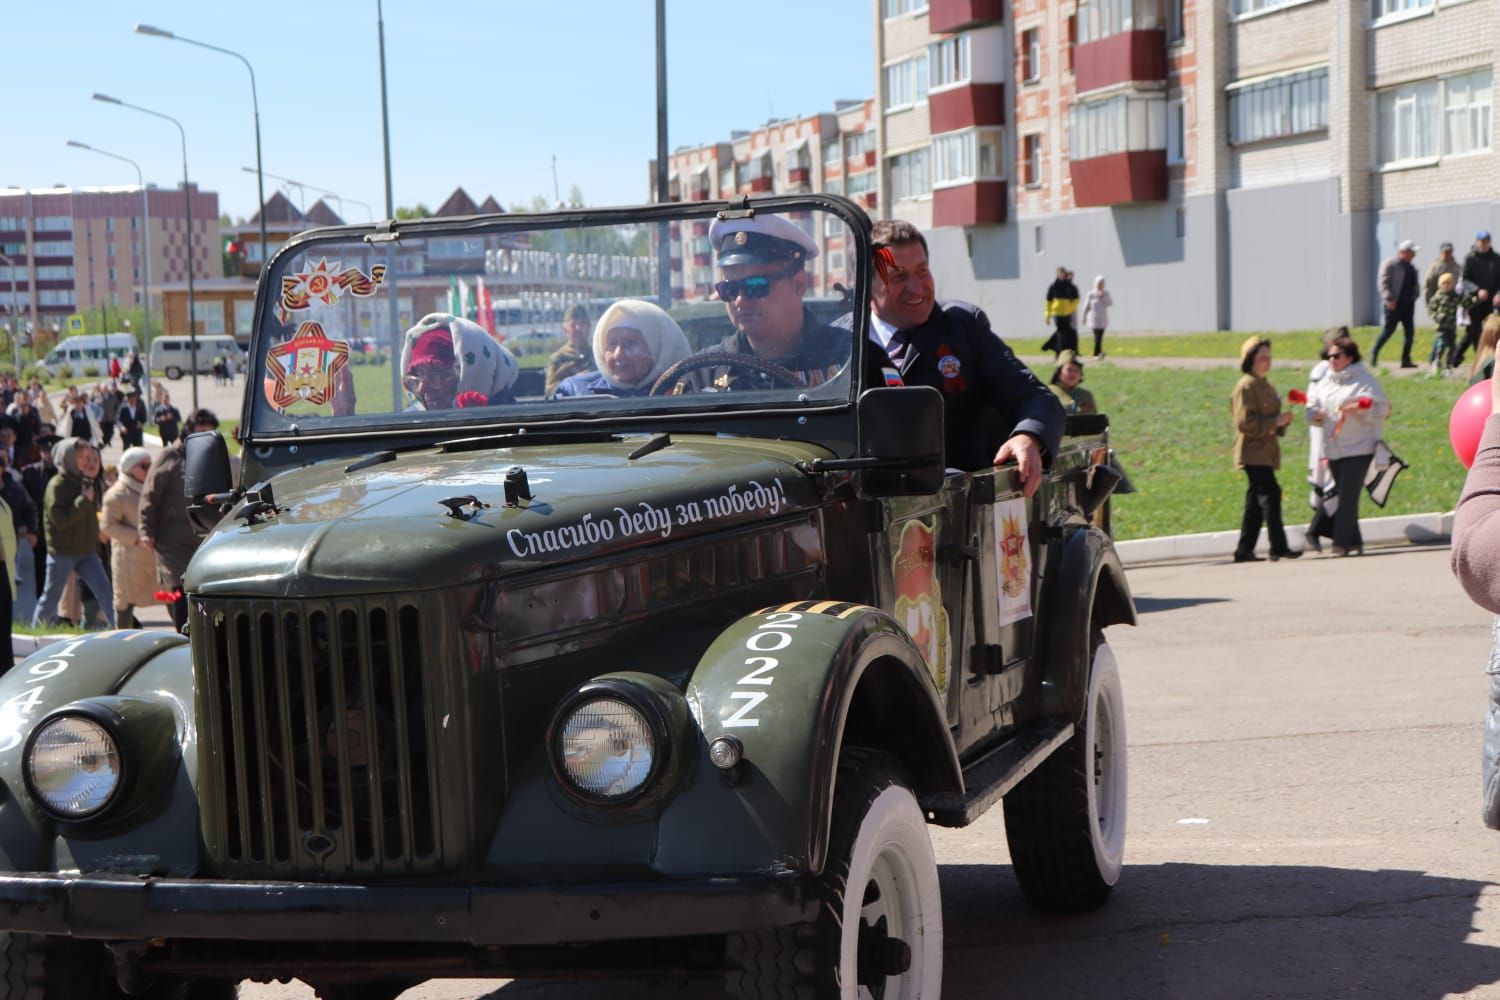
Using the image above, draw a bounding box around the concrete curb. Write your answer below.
[12,633,75,659]
[1116,510,1453,566]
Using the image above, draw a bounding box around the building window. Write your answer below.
[823,139,841,166]
[884,55,930,111]
[192,301,225,336]
[1227,66,1329,146]
[930,35,971,90]
[882,0,929,16]
[1023,134,1043,186]
[719,166,735,194]
[1235,0,1312,13]
[34,216,71,232]
[1021,29,1041,83]
[889,148,932,200]
[1034,224,1044,254]
[108,267,117,282]
[105,218,115,233]
[1066,16,1078,72]
[1077,0,1162,44]
[33,241,73,256]
[1444,70,1493,156]
[827,248,845,274]
[846,171,877,196]
[34,266,74,280]
[1371,0,1432,19]
[1069,93,1167,159]
[0,218,21,231]
[37,290,75,307]
[826,176,845,195]
[933,129,1004,187]
[1167,98,1186,163]
[846,130,875,163]
[1377,70,1491,166]
[107,243,116,258]
[235,300,255,335]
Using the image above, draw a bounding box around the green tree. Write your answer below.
[396,203,432,220]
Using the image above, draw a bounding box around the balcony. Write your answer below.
[1068,151,1166,207]
[930,0,1005,33]
[933,181,1007,227]
[788,166,811,185]
[748,176,773,194]
[693,252,711,267]
[689,188,710,202]
[930,83,1006,134]
[1074,30,1166,95]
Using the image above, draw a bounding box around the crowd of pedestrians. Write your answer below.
[1377,231,1500,374]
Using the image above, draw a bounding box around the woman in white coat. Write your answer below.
[1305,335,1391,556]
[1081,275,1113,359]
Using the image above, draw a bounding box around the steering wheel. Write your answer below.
[649,352,806,396]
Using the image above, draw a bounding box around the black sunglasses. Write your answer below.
[1327,351,1346,359]
[715,267,799,302]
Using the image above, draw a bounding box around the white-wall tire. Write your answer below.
[1003,636,1128,912]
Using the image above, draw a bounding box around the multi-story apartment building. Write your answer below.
[0,184,219,338]
[653,98,879,302]
[877,0,1497,332]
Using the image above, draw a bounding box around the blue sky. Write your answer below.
[9,2,872,222]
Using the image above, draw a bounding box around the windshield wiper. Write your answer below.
[438,428,621,454]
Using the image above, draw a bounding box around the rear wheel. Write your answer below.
[1003,636,1127,912]
[165,366,182,380]
[725,750,943,999]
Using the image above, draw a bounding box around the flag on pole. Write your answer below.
[456,277,473,322]
[447,275,460,316]
[475,276,497,337]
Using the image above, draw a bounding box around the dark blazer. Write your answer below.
[876,301,1064,471]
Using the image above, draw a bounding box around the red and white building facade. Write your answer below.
[876,0,1497,332]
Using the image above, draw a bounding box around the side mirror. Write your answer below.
[184,431,233,535]
[856,386,946,497]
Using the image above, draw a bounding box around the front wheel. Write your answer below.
[726,750,943,999]
[164,366,183,380]
[1003,637,1127,912]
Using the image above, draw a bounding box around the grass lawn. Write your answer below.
[1090,363,1470,541]
[1091,324,1426,360]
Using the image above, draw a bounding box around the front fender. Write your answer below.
[1038,524,1136,723]
[669,603,961,875]
[0,631,200,875]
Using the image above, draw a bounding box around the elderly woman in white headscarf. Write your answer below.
[400,314,520,410]
[553,300,691,398]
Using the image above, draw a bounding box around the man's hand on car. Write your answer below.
[995,433,1043,498]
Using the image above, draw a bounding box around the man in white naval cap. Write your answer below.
[693,214,851,390]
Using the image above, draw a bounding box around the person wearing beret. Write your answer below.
[862,219,1064,495]
[694,214,852,391]
[1230,336,1298,563]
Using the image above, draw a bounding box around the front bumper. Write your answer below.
[0,871,815,945]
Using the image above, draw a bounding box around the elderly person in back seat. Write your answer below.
[399,314,521,410]
[553,300,692,398]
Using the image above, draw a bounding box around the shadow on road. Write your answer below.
[472,861,1500,999]
[1132,595,1231,614]
[942,861,1500,999]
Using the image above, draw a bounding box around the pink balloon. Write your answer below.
[1450,378,1493,469]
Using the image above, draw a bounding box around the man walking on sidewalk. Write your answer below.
[1374,240,1421,368]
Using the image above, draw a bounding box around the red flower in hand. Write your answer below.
[455,391,489,408]
[1287,388,1307,404]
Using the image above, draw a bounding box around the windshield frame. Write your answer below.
[240,195,874,450]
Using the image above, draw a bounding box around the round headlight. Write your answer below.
[26,715,122,819]
[555,697,656,801]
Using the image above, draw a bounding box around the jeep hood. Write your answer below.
[185,436,830,597]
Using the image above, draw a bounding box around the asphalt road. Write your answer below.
[229,543,1500,999]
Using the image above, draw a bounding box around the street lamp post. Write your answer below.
[66,140,153,401]
[135,24,268,270]
[93,93,199,411]
[0,251,22,377]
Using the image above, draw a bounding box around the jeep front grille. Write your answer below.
[195,597,442,876]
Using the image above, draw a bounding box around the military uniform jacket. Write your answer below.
[545,345,594,397]
[879,301,1064,472]
[694,309,851,391]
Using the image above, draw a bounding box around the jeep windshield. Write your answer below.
[247,199,868,438]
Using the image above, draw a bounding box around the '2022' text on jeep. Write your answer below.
[0,197,1133,999]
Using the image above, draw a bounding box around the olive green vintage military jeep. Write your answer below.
[0,197,1132,999]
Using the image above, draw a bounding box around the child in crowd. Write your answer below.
[1427,272,1476,374]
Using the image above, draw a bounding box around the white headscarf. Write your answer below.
[400,313,520,407]
[591,300,692,391]
[1093,275,1106,291]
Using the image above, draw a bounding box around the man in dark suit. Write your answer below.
[1373,239,1421,368]
[865,219,1063,495]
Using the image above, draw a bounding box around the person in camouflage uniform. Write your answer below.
[1427,272,1477,373]
[544,304,594,396]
